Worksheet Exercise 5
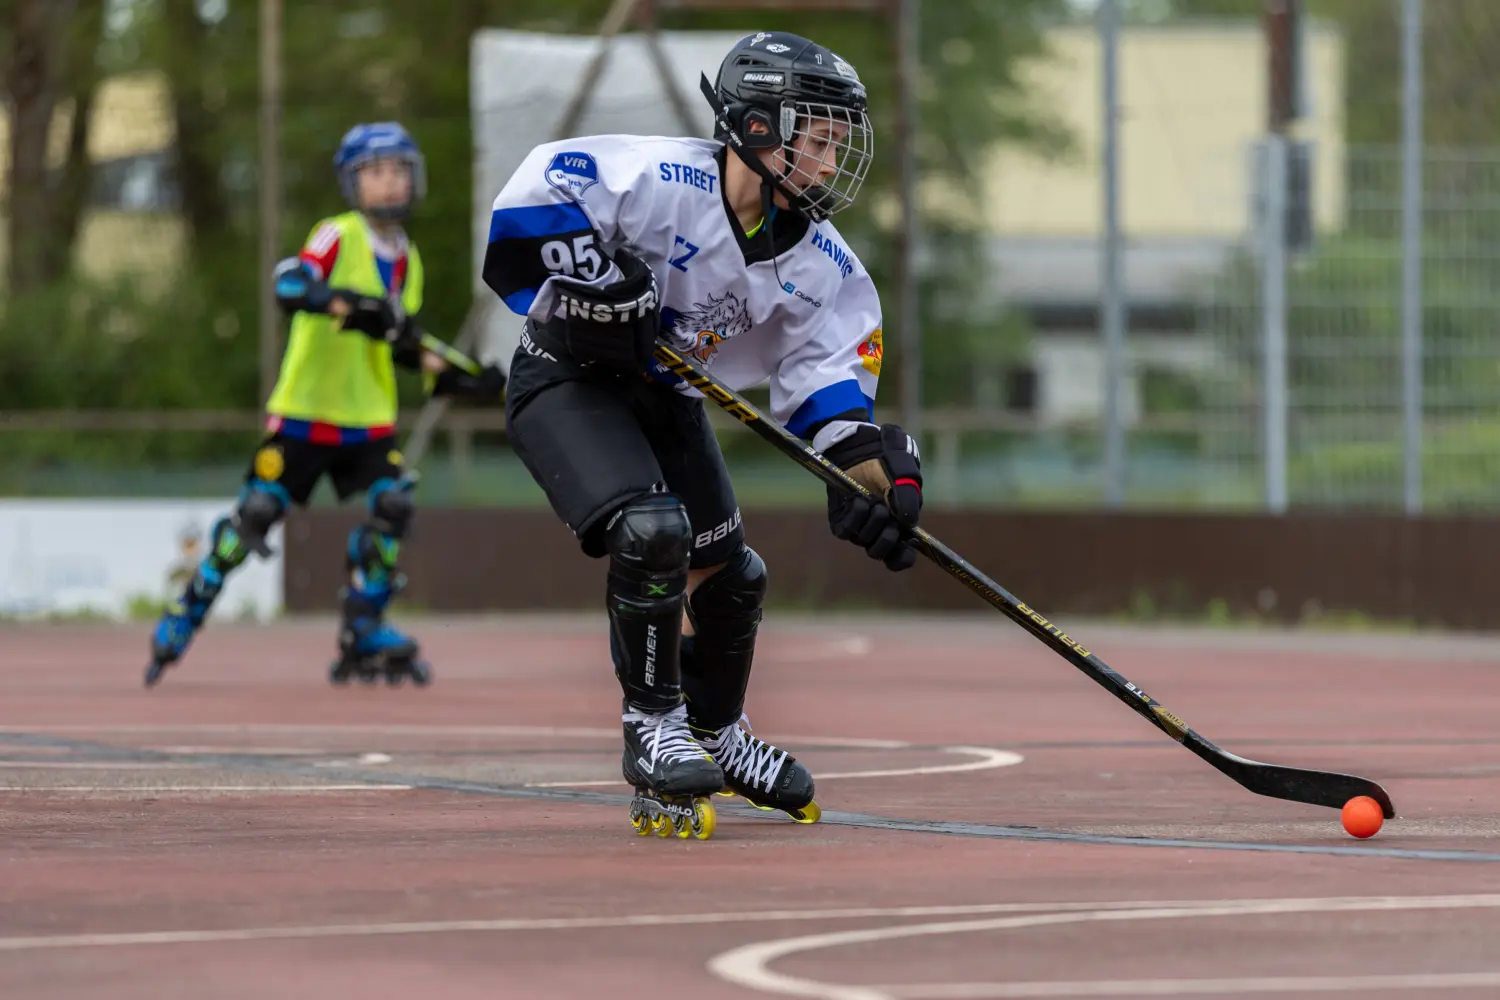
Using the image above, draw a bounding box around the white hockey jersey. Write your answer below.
[483,134,884,445]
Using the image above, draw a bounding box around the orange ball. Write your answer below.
[1341,796,1384,839]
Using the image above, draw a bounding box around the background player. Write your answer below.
[483,32,924,838]
[146,121,505,689]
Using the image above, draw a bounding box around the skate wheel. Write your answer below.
[685,797,716,840]
[629,800,651,836]
[651,812,673,838]
[328,661,351,686]
[144,661,168,688]
[789,800,822,824]
[409,660,432,687]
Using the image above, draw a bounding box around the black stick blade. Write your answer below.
[1191,738,1396,819]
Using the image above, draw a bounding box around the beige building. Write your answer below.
[985,19,1345,237]
[975,19,1347,427]
[0,71,183,287]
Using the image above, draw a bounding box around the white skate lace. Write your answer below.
[703,715,787,794]
[623,704,707,771]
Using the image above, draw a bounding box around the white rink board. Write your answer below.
[0,500,282,620]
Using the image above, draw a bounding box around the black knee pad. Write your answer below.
[605,494,692,712]
[368,477,416,539]
[684,544,767,731]
[688,544,767,626]
[604,493,693,576]
[233,483,287,557]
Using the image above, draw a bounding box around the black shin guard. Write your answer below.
[605,494,692,712]
[682,544,767,731]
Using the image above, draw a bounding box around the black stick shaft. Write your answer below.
[653,341,1395,819]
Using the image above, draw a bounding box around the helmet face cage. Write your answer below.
[774,101,874,219]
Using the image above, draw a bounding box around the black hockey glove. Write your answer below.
[332,289,415,348]
[823,423,924,572]
[549,245,660,374]
[433,363,507,403]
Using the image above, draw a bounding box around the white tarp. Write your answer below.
[468,28,749,367]
[0,500,283,620]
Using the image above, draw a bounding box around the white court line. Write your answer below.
[0,761,199,770]
[0,896,1443,954]
[706,895,1500,1000]
[0,723,907,749]
[2,895,1497,964]
[525,746,1023,789]
[0,784,412,794]
[879,971,1500,998]
[154,746,329,756]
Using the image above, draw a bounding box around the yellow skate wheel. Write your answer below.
[685,796,716,840]
[631,812,651,836]
[789,800,821,824]
[651,811,672,837]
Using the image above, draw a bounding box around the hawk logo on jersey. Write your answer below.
[665,292,752,365]
[858,328,883,376]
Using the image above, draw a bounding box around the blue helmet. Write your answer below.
[334,122,426,221]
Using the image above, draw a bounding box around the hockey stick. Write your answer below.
[418,331,483,376]
[652,340,1396,819]
[401,298,496,469]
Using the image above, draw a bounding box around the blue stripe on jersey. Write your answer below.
[787,380,875,438]
[375,254,395,293]
[488,202,591,243]
[503,289,537,314]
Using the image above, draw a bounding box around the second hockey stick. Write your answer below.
[652,339,1395,820]
[418,331,483,376]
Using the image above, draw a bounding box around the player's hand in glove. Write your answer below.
[433,363,507,403]
[549,244,660,374]
[331,290,414,348]
[822,423,923,571]
[270,258,419,353]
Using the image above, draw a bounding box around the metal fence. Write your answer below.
[1196,143,1500,512]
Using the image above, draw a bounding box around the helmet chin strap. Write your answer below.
[365,203,411,224]
[700,73,830,225]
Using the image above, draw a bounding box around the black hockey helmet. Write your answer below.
[701,31,874,222]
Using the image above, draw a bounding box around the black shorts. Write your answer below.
[246,433,406,507]
[504,346,743,568]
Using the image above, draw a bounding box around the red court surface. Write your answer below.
[4,614,1500,998]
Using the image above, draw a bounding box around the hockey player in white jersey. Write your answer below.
[483,31,924,839]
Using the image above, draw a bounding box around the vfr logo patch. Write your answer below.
[545,151,599,197]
